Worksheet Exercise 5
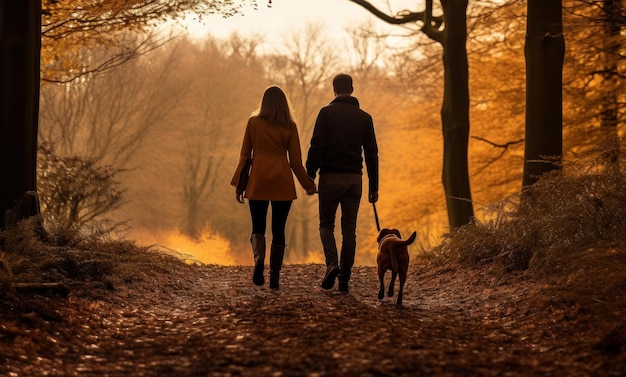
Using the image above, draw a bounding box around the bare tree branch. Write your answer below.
[472,136,524,149]
[471,136,524,176]
[42,30,178,83]
[422,0,444,42]
[348,0,443,27]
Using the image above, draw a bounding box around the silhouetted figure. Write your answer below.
[231,86,317,289]
[306,74,379,293]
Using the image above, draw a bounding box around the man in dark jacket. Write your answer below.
[306,73,379,293]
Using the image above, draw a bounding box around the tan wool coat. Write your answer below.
[230,116,314,201]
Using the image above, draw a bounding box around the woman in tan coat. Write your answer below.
[231,86,317,289]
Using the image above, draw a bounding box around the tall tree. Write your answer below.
[522,0,565,187]
[1,0,256,230]
[350,0,474,228]
[0,1,41,229]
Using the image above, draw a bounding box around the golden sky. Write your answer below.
[182,0,418,45]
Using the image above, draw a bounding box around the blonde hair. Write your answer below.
[255,86,295,127]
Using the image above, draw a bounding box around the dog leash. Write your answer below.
[372,202,381,232]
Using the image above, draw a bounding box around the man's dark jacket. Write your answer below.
[306,95,379,194]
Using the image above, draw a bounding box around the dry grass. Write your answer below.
[0,216,196,298]
[434,138,626,268]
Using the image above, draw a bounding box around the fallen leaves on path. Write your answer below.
[1,260,625,376]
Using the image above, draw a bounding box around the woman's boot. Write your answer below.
[250,234,265,286]
[269,243,285,289]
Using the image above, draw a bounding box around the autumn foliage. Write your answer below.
[32,0,626,262]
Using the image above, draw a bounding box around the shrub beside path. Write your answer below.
[1,255,625,376]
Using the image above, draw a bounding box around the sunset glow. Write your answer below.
[131,228,241,265]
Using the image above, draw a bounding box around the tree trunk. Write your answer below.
[348,0,474,228]
[0,1,41,229]
[184,199,201,239]
[350,0,475,228]
[522,0,564,188]
[440,0,474,227]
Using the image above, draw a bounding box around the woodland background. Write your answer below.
[31,0,625,265]
[1,2,625,374]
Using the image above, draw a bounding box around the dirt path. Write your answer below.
[1,263,624,376]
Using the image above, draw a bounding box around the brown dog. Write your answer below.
[376,228,417,305]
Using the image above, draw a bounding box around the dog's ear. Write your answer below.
[377,228,392,243]
[378,228,402,242]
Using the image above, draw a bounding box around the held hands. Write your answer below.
[369,191,379,203]
[306,182,318,196]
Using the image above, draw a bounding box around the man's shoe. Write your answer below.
[321,266,340,290]
[338,281,349,293]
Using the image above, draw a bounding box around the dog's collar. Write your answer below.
[379,234,398,243]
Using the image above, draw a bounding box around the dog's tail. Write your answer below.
[390,231,417,272]
[399,231,417,246]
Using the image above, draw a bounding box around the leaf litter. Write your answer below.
[1,249,625,376]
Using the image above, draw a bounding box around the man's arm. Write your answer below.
[363,116,379,202]
[306,111,326,179]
